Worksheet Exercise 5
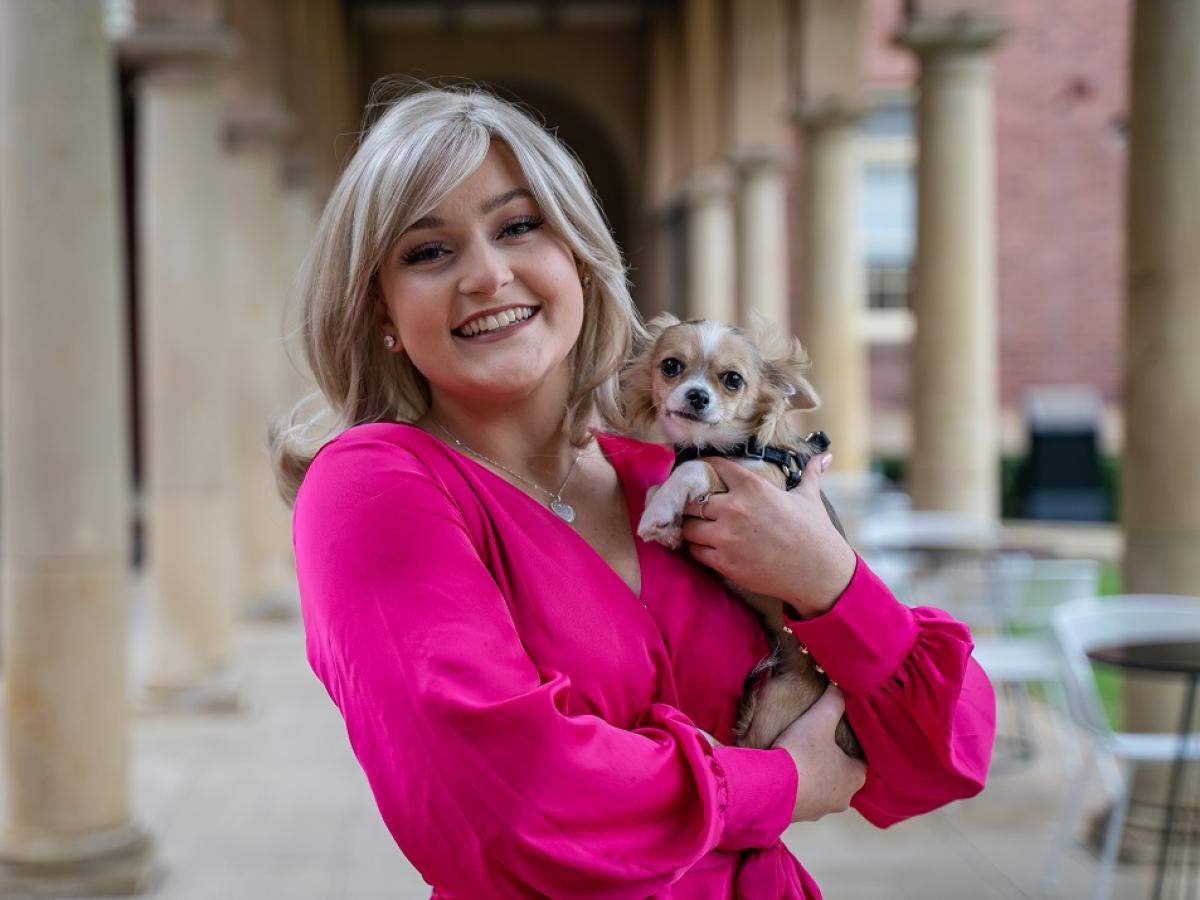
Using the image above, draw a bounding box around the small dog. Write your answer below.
[621,314,862,759]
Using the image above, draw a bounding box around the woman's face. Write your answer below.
[376,143,585,411]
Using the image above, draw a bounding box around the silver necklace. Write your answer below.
[434,419,582,524]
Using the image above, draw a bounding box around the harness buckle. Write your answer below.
[743,437,766,460]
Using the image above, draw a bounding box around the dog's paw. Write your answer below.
[637,507,683,549]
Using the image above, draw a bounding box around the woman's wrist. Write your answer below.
[784,545,858,620]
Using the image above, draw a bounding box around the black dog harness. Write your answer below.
[671,431,831,491]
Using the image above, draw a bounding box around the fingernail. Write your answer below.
[820,454,833,471]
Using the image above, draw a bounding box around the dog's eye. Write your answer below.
[660,358,684,378]
[720,371,744,391]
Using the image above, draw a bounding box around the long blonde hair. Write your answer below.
[270,84,645,505]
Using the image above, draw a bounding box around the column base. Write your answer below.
[1088,799,1200,864]
[139,666,243,715]
[0,823,159,896]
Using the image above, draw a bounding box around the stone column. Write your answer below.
[736,153,791,330]
[1120,0,1200,859]
[730,0,791,330]
[643,8,685,318]
[796,110,870,473]
[224,107,298,619]
[682,0,736,323]
[685,168,738,322]
[125,30,241,712]
[897,6,1007,516]
[281,153,319,401]
[794,0,870,473]
[0,1,156,892]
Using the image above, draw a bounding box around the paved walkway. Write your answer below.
[3,593,1159,899]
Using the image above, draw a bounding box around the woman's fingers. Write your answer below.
[798,451,833,499]
[774,686,867,822]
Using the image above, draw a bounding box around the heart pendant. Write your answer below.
[549,499,576,523]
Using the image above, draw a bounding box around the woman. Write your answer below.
[273,86,995,899]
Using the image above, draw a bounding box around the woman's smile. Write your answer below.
[452,304,540,340]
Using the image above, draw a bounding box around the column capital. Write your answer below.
[682,164,736,207]
[225,99,292,151]
[894,14,1010,54]
[118,27,235,75]
[728,147,791,177]
[792,98,867,130]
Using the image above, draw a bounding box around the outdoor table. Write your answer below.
[1088,639,1200,900]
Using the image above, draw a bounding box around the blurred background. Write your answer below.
[1,0,1197,898]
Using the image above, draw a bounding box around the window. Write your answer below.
[857,97,916,340]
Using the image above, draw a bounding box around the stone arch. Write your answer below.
[484,79,634,277]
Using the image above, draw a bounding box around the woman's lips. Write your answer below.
[452,307,539,343]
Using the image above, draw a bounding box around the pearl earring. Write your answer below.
[581,271,593,291]
[383,335,396,350]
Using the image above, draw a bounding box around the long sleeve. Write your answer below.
[783,557,996,827]
[293,436,797,898]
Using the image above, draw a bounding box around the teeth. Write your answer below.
[456,307,535,337]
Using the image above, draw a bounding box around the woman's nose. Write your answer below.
[457,241,513,296]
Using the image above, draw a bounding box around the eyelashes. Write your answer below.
[402,242,446,265]
[400,215,545,265]
[501,214,544,238]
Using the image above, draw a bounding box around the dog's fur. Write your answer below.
[621,314,862,759]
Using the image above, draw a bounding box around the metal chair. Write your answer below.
[968,558,1101,766]
[970,557,1101,681]
[1042,595,1200,900]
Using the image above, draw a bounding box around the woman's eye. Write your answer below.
[500,215,543,239]
[721,371,744,391]
[660,358,684,378]
[402,243,447,264]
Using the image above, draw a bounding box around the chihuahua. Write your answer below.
[621,314,861,758]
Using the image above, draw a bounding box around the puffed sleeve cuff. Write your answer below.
[711,745,797,850]
[783,555,919,695]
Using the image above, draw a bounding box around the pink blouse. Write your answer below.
[293,423,995,899]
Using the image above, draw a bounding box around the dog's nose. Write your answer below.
[686,388,710,412]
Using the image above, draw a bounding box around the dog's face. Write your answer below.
[622,315,820,448]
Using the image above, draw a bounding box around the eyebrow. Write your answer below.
[404,188,534,233]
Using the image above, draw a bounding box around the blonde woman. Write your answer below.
[274,86,994,899]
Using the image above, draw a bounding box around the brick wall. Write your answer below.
[862,0,1130,445]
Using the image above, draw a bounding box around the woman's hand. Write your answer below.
[680,453,857,618]
[774,686,867,822]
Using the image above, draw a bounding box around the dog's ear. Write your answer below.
[618,314,679,435]
[643,312,680,340]
[767,350,820,411]
[748,313,821,411]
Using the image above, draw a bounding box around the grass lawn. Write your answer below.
[1094,561,1124,728]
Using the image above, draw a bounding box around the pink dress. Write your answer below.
[293,423,995,899]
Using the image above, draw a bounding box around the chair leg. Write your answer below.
[1011,681,1037,760]
[1046,679,1084,764]
[1038,749,1096,896]
[1094,759,1133,900]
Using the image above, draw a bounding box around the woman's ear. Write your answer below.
[370,280,403,353]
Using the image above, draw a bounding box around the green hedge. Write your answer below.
[873,454,1121,523]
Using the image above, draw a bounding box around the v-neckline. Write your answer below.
[398,424,651,605]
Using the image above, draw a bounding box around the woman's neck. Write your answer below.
[419,381,584,489]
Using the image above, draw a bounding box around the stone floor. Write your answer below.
[1,598,1168,900]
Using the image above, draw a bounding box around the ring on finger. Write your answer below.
[697,493,713,521]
